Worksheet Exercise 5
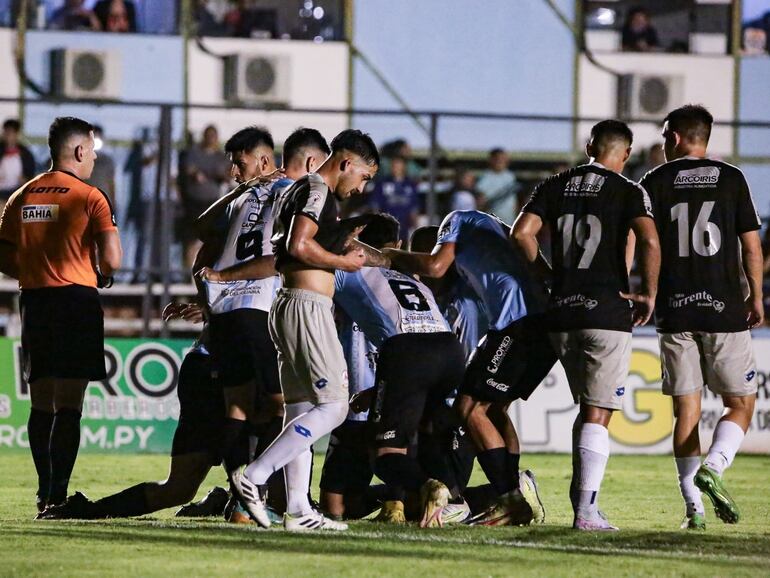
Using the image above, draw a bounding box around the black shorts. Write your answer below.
[319,421,373,494]
[20,285,105,383]
[208,309,281,394]
[371,332,465,449]
[459,314,557,403]
[171,351,224,465]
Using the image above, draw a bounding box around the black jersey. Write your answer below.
[271,172,340,271]
[639,158,760,333]
[523,163,653,332]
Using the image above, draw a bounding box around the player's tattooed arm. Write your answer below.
[383,243,455,278]
[347,239,391,268]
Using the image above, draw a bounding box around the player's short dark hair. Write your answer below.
[282,127,330,165]
[48,116,93,160]
[664,104,713,145]
[359,213,400,249]
[410,225,439,253]
[224,126,274,155]
[590,120,633,152]
[3,118,21,132]
[489,147,505,157]
[330,129,380,167]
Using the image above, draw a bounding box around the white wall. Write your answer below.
[0,29,20,124]
[578,53,735,157]
[187,38,349,148]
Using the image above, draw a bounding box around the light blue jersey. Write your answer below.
[205,179,291,314]
[334,266,450,347]
[337,311,377,422]
[443,280,488,361]
[435,210,548,330]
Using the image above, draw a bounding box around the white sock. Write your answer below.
[703,419,745,476]
[674,456,704,516]
[245,400,347,487]
[281,402,315,516]
[576,423,610,518]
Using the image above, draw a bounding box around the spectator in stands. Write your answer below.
[368,156,419,242]
[631,143,665,181]
[0,119,36,208]
[621,7,659,52]
[224,0,279,38]
[380,138,422,180]
[194,0,224,36]
[476,147,518,223]
[49,0,101,31]
[449,166,478,212]
[743,11,770,55]
[94,0,137,33]
[87,125,117,206]
[180,125,230,268]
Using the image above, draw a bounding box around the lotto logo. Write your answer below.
[294,424,312,438]
[615,386,626,397]
[376,430,396,441]
[314,378,328,389]
[21,205,59,223]
[746,370,756,382]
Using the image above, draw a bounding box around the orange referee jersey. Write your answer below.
[0,170,117,289]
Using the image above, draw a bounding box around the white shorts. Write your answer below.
[269,288,349,404]
[550,329,632,411]
[658,331,758,397]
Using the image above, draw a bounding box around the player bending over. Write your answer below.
[384,210,555,526]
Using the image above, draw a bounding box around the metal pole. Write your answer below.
[158,105,173,338]
[427,113,439,225]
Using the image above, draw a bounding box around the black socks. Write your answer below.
[48,408,82,505]
[28,408,54,503]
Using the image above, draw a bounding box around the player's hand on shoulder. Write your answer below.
[349,387,376,413]
[340,244,366,272]
[162,302,204,323]
[195,266,222,282]
[746,296,765,329]
[620,290,655,327]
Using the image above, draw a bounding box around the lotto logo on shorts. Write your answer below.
[314,378,328,389]
[376,430,396,441]
[294,424,312,438]
[746,370,756,382]
[21,204,59,223]
[616,386,626,397]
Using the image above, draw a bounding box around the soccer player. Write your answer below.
[0,117,121,514]
[512,120,660,530]
[384,210,554,526]
[336,214,466,527]
[232,129,379,531]
[318,309,378,520]
[193,126,284,503]
[639,105,763,530]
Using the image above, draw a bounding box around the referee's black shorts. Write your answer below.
[208,309,281,394]
[20,284,106,383]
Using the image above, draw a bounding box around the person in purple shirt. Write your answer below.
[368,156,419,242]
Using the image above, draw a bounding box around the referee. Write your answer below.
[0,117,121,514]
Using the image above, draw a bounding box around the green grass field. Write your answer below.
[0,453,768,577]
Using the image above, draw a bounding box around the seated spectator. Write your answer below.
[49,0,101,31]
[449,167,478,212]
[194,0,224,36]
[224,0,279,38]
[621,7,659,52]
[380,138,422,180]
[0,119,36,207]
[475,147,518,223]
[180,125,230,268]
[94,0,137,33]
[368,156,419,242]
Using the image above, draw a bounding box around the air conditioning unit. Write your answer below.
[50,49,121,100]
[223,54,291,106]
[617,74,684,121]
